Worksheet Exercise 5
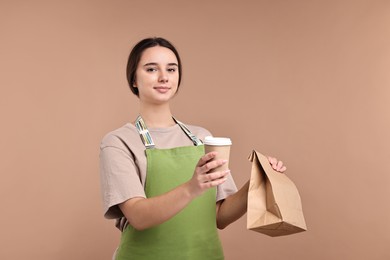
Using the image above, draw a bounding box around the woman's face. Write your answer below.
[134,46,179,105]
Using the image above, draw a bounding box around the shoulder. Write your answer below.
[100,123,142,151]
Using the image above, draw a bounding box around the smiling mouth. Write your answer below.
[153,86,171,93]
[153,86,170,89]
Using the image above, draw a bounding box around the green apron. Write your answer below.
[115,116,224,260]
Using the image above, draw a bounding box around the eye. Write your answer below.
[146,67,157,72]
[167,67,177,72]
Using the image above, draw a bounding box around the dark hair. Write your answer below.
[126,37,182,96]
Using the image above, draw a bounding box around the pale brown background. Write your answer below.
[1,0,389,259]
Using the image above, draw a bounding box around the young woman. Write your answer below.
[99,37,286,260]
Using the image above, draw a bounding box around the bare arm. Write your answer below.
[216,181,249,229]
[119,152,230,231]
[216,156,287,229]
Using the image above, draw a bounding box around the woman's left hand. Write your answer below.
[267,156,287,173]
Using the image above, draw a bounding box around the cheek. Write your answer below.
[173,73,180,84]
[136,72,155,86]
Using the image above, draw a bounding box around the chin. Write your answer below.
[152,95,176,105]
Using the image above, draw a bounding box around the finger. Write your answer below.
[267,156,277,167]
[276,160,284,171]
[201,170,230,183]
[200,159,227,173]
[197,152,217,167]
[201,176,228,189]
[279,166,287,173]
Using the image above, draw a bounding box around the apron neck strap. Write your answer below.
[135,116,203,149]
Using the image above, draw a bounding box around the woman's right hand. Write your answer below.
[186,152,230,198]
[119,152,229,230]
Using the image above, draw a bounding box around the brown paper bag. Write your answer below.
[247,150,307,236]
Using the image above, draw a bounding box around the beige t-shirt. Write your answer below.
[99,122,238,219]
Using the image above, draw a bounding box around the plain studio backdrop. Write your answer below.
[1,1,389,259]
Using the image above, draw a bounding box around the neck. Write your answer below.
[139,102,175,128]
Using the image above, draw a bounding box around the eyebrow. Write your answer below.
[143,62,178,67]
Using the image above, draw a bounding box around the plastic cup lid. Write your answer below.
[204,136,232,146]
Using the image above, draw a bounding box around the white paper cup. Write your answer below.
[204,136,232,173]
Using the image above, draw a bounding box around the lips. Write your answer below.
[153,86,171,93]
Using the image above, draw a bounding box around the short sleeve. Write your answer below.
[216,174,238,201]
[99,146,146,219]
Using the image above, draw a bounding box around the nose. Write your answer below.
[158,71,168,83]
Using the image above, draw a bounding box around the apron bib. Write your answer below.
[115,117,224,260]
